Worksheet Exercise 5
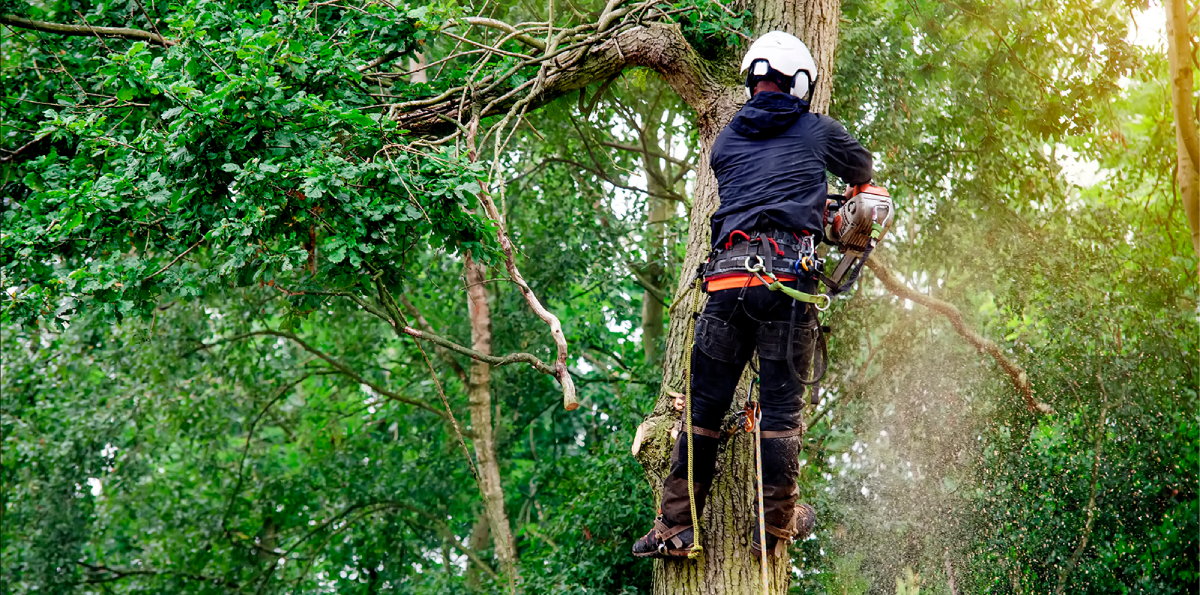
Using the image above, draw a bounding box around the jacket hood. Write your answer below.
[730,92,810,139]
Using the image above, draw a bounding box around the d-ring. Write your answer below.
[743,255,764,273]
[814,293,831,312]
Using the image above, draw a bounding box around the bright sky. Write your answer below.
[1128,3,1167,51]
[1061,3,1168,187]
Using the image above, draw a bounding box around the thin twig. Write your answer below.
[198,330,446,417]
[142,238,203,281]
[1054,389,1109,594]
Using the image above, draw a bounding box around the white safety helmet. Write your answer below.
[739,31,818,100]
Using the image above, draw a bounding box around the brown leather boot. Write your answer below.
[631,517,696,558]
[632,476,711,558]
[632,431,719,559]
[752,496,816,557]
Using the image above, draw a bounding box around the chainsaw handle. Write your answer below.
[845,182,889,198]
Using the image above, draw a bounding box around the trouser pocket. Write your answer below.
[695,314,751,364]
[755,317,818,373]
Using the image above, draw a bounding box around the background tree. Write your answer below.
[1164,0,1199,263]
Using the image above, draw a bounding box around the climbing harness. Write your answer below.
[704,230,815,280]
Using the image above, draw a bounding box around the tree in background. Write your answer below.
[1164,0,1198,264]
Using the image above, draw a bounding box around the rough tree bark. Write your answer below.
[464,253,518,577]
[1164,0,1199,266]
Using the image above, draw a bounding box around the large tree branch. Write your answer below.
[395,21,721,136]
[1,14,175,46]
[866,256,1053,414]
[1165,0,1200,260]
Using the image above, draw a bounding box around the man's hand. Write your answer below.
[668,390,685,412]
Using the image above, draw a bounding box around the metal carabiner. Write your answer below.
[743,255,765,274]
[742,401,760,433]
[814,293,831,312]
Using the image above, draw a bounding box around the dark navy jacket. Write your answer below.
[709,92,873,248]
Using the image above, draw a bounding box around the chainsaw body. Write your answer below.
[823,184,893,286]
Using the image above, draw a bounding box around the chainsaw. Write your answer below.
[821,183,894,291]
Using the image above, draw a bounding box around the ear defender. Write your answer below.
[791,71,814,101]
[745,59,772,95]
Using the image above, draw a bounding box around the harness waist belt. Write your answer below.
[706,273,796,292]
[704,229,818,279]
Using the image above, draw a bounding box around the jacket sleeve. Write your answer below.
[821,117,874,185]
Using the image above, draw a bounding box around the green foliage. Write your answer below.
[670,0,752,62]
[793,0,1198,593]
[3,0,496,326]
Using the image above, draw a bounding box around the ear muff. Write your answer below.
[791,71,815,101]
[744,59,772,96]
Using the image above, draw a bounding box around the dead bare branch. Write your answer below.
[457,17,547,51]
[866,255,1053,414]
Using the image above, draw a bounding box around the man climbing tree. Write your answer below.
[631,31,873,562]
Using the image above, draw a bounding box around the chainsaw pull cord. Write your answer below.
[681,276,705,559]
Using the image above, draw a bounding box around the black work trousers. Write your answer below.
[660,280,819,528]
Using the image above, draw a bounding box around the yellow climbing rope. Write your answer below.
[682,277,704,559]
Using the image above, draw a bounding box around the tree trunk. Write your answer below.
[641,113,672,365]
[1165,0,1199,265]
[634,0,841,592]
[464,254,518,577]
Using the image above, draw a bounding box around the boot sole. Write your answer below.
[632,548,693,559]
